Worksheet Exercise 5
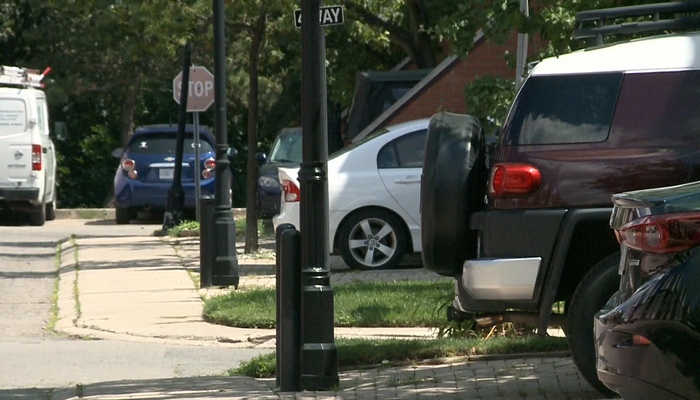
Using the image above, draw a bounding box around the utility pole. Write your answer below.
[516,0,529,90]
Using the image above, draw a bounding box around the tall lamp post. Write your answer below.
[211,0,238,287]
[299,0,338,390]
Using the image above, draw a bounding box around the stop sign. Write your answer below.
[172,66,215,112]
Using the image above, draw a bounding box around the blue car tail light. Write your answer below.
[122,158,138,179]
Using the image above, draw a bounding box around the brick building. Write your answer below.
[351,30,526,142]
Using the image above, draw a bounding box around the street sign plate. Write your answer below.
[294,5,344,28]
[172,66,215,113]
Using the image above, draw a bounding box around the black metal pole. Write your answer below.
[162,42,191,230]
[199,195,215,288]
[299,0,338,390]
[212,0,238,288]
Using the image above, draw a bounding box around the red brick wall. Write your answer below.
[384,33,521,127]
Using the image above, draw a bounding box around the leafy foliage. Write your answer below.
[0,0,664,210]
[464,76,514,136]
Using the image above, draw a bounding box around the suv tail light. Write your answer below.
[32,144,42,171]
[615,212,700,254]
[202,157,216,179]
[282,179,300,203]
[489,163,541,197]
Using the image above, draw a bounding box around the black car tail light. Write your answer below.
[614,334,652,348]
[489,163,541,197]
[615,212,700,254]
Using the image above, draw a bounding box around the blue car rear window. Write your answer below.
[127,132,213,155]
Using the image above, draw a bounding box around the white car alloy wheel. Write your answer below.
[339,210,408,270]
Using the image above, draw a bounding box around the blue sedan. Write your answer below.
[112,124,217,224]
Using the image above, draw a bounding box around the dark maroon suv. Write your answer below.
[421,2,700,395]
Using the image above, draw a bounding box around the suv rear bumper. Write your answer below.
[461,257,542,300]
[453,207,613,314]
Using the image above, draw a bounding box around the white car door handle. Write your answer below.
[395,176,421,184]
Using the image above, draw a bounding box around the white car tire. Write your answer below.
[339,209,408,270]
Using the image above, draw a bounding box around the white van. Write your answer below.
[0,66,57,226]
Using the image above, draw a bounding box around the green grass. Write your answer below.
[167,218,264,238]
[204,270,570,379]
[203,280,453,329]
[167,220,200,237]
[232,336,570,378]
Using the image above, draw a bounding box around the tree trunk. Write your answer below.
[244,7,267,253]
[120,84,138,147]
[405,0,437,68]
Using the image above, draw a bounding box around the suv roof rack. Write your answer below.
[574,1,700,46]
[0,65,50,89]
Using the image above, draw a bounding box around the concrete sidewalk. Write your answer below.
[53,233,611,400]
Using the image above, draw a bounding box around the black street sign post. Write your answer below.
[298,0,339,391]
[294,5,344,28]
[162,42,192,231]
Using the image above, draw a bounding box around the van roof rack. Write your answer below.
[574,1,700,46]
[0,65,50,89]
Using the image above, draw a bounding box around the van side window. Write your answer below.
[503,73,622,145]
[37,98,48,134]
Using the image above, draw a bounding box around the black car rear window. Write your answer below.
[503,73,623,145]
[127,132,213,155]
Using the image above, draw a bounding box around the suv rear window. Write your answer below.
[127,132,213,155]
[503,73,623,145]
[611,70,700,144]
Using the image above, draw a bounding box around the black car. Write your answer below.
[595,181,700,399]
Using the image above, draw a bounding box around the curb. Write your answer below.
[55,208,248,220]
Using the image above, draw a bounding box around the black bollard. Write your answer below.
[199,195,215,288]
[278,228,302,392]
[275,223,296,388]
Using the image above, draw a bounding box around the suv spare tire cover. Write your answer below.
[421,112,487,276]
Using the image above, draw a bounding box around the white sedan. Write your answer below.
[273,119,429,270]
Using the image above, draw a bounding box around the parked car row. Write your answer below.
[271,2,700,399]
